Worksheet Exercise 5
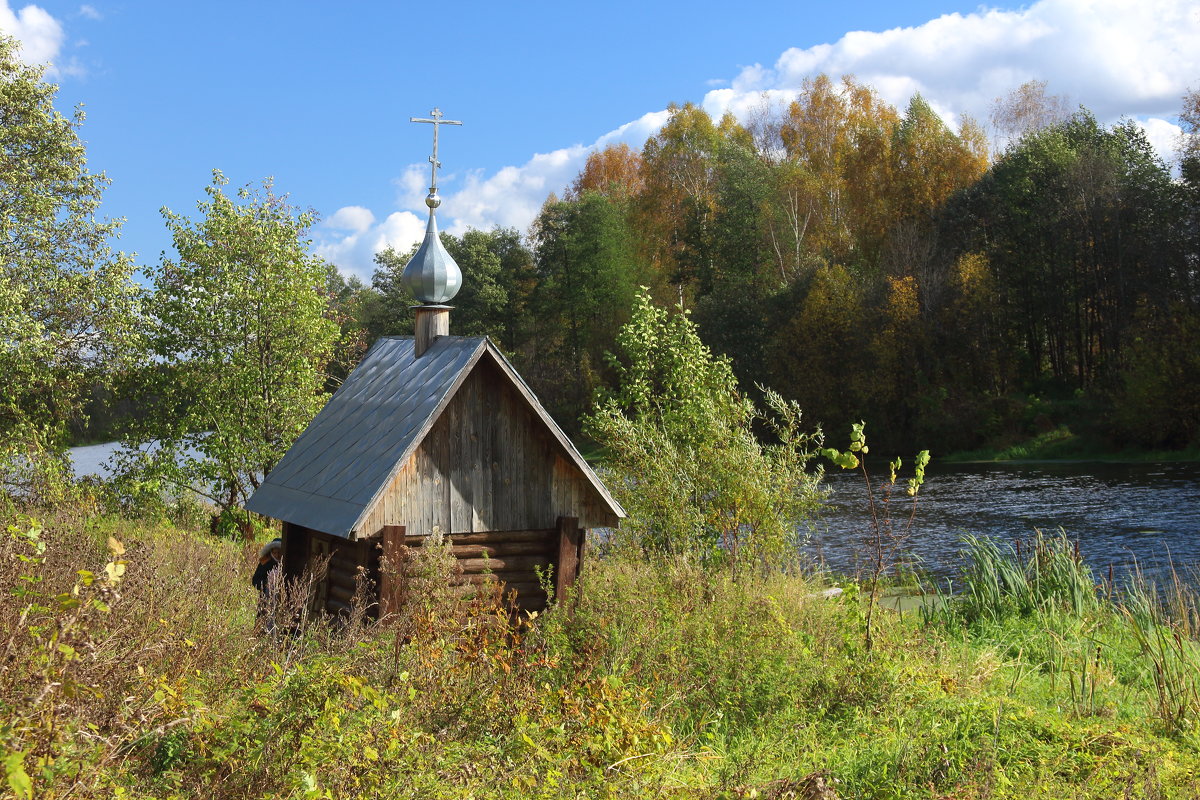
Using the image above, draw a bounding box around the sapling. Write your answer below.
[822,421,929,651]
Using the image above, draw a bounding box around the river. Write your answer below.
[70,441,1200,586]
[814,460,1200,587]
[70,441,125,478]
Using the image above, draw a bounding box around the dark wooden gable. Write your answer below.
[357,354,620,537]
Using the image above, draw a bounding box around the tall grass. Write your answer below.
[940,527,1200,740]
[1121,566,1200,736]
[953,528,1099,624]
[6,508,1200,797]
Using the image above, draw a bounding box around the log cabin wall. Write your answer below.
[356,358,618,539]
[379,516,584,615]
[283,519,583,618]
[281,522,381,618]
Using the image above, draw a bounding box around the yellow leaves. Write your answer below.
[568,143,643,201]
[104,561,125,585]
[104,536,126,587]
[884,275,920,327]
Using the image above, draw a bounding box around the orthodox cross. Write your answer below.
[410,107,462,195]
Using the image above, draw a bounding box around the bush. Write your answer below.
[584,289,824,568]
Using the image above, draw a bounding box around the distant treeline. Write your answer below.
[324,78,1196,454]
[72,78,1200,455]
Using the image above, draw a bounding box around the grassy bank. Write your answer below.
[5,512,1200,798]
[943,426,1200,463]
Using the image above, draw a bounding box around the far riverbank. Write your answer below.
[941,426,1200,464]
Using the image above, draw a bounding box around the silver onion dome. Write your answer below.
[403,107,464,304]
[401,197,461,304]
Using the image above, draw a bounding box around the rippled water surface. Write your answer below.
[813,461,1200,585]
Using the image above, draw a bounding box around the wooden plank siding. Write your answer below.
[356,359,619,538]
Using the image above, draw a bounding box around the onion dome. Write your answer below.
[402,107,463,305]
[401,192,461,303]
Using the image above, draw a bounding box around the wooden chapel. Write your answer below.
[244,109,625,616]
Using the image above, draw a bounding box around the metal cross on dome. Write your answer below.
[410,107,462,198]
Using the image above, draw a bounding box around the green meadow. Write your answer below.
[6,502,1200,800]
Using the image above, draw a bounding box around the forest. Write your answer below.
[4,16,1198,513]
[338,77,1200,457]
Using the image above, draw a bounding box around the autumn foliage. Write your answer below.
[501,77,1199,454]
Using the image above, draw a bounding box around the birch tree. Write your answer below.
[117,173,341,526]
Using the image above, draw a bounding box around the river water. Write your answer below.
[71,441,1199,586]
[814,460,1200,587]
[70,441,123,478]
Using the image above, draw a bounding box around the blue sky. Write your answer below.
[3,0,1198,281]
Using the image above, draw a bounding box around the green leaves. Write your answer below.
[3,751,31,800]
[821,420,867,470]
[585,289,823,566]
[908,450,930,497]
[116,172,342,517]
[820,448,859,471]
[0,35,141,497]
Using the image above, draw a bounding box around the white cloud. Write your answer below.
[731,0,1198,131]
[444,145,587,235]
[78,4,101,20]
[321,0,1199,279]
[394,164,430,208]
[325,205,375,234]
[594,109,672,149]
[315,210,426,283]
[1135,117,1185,164]
[318,114,678,278]
[0,0,64,65]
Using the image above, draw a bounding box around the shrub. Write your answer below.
[584,289,824,568]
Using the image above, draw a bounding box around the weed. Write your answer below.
[4,508,1200,797]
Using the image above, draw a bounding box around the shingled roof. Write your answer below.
[245,335,625,538]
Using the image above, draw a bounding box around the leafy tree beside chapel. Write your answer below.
[116,173,343,525]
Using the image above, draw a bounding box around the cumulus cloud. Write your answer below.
[325,205,375,234]
[318,112,677,277]
[0,0,64,64]
[1136,118,1186,164]
[443,146,586,235]
[315,209,426,283]
[321,0,1199,278]
[729,0,1198,130]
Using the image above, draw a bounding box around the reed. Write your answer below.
[1121,565,1200,735]
[954,528,1099,624]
